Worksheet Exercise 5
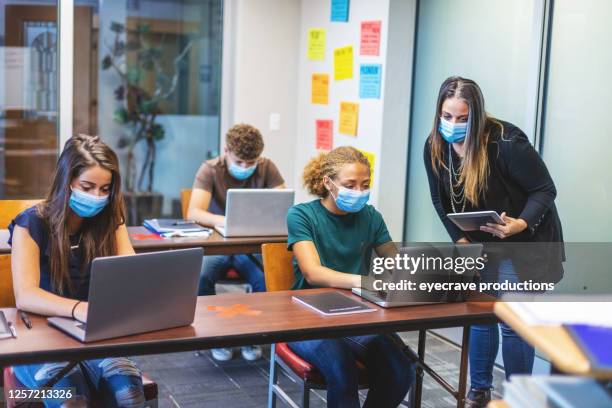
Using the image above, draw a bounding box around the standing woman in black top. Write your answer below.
[423,77,564,408]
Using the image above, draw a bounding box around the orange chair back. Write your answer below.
[0,199,43,307]
[180,189,192,219]
[261,243,295,292]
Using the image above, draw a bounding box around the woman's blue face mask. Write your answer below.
[328,179,370,213]
[438,117,467,143]
[69,188,109,218]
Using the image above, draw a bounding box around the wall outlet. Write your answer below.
[269,113,281,131]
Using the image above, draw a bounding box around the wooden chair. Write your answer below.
[263,243,370,408]
[0,200,158,406]
[180,188,249,289]
[0,199,42,308]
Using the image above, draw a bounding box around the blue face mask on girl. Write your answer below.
[328,179,370,213]
[438,117,468,143]
[69,188,109,218]
[228,161,257,180]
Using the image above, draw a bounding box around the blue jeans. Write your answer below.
[288,334,415,408]
[12,358,144,408]
[469,258,535,390]
[198,254,265,295]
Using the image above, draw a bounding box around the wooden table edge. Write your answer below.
[0,304,497,366]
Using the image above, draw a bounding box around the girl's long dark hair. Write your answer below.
[428,76,503,206]
[38,134,125,295]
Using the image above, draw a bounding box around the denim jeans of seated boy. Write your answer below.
[198,254,265,295]
[469,258,535,392]
[13,357,144,408]
[288,333,415,408]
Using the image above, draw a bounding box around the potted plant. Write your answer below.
[102,21,196,225]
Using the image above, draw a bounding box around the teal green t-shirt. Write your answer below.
[287,199,392,289]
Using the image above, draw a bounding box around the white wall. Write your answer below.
[222,0,415,239]
[293,0,415,240]
[221,0,301,188]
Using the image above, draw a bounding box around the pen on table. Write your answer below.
[20,310,32,329]
[8,321,17,338]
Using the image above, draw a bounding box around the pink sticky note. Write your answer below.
[316,120,333,151]
[360,21,382,56]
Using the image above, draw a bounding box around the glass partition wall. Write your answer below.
[1,0,223,225]
[1,2,59,199]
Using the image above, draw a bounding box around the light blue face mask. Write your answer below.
[228,161,257,181]
[329,179,370,213]
[69,188,109,218]
[438,117,468,143]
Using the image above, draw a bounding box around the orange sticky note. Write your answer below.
[339,102,359,136]
[311,73,329,105]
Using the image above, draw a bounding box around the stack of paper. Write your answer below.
[503,294,612,327]
[504,375,612,408]
[143,219,211,238]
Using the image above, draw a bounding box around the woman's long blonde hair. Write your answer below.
[302,146,370,197]
[428,76,502,206]
[38,134,126,295]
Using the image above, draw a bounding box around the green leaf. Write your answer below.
[151,124,165,141]
[110,22,125,34]
[127,67,142,84]
[114,108,129,124]
[140,100,158,114]
[101,55,112,70]
[136,23,150,34]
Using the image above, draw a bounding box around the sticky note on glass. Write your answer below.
[339,102,359,136]
[312,73,329,105]
[316,120,333,151]
[307,28,326,61]
[359,149,376,183]
[331,0,350,22]
[359,64,382,99]
[360,21,381,56]
[334,46,353,80]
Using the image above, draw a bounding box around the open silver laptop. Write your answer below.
[215,188,294,237]
[48,248,203,342]
[353,243,484,308]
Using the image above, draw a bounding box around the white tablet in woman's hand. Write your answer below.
[447,211,505,232]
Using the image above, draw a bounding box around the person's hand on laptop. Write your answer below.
[74,301,88,323]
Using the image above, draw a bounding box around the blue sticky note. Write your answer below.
[331,0,350,22]
[359,64,382,99]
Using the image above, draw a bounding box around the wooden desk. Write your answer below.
[494,302,610,379]
[1,289,496,407]
[0,227,287,256]
[1,289,495,365]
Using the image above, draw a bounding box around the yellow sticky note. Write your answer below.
[334,46,353,80]
[307,28,326,61]
[359,149,376,183]
[311,73,329,105]
[339,102,359,136]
